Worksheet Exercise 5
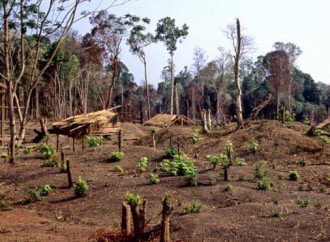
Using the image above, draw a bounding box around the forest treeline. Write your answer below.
[0,1,329,162]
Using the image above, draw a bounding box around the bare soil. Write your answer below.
[0,120,329,241]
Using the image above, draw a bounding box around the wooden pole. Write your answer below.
[61,150,64,163]
[160,199,173,242]
[56,134,59,152]
[72,138,76,152]
[67,159,73,188]
[118,130,122,151]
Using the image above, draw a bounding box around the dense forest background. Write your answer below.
[1,1,329,162]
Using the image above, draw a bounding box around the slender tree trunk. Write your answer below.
[144,61,151,120]
[170,53,174,115]
[192,88,196,120]
[234,19,244,126]
[174,80,180,115]
[35,88,40,119]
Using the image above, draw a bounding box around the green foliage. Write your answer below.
[149,173,160,184]
[167,154,196,176]
[43,159,57,167]
[253,160,268,180]
[24,187,42,202]
[164,147,179,158]
[296,196,311,207]
[40,185,52,196]
[224,183,233,192]
[206,153,229,169]
[235,158,247,166]
[320,135,330,145]
[39,142,56,159]
[192,128,202,143]
[23,147,32,155]
[226,140,234,156]
[161,194,172,206]
[278,172,284,180]
[160,159,171,172]
[313,129,323,136]
[136,156,148,173]
[285,111,294,123]
[256,177,273,191]
[57,161,67,173]
[180,199,202,215]
[124,192,143,207]
[150,127,158,134]
[108,151,125,162]
[185,173,198,186]
[114,165,124,173]
[0,192,11,211]
[85,135,103,148]
[289,170,300,181]
[1,152,8,159]
[249,140,259,153]
[74,177,88,197]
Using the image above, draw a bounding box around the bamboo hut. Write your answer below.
[144,114,195,128]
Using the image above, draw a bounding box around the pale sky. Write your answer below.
[73,0,330,86]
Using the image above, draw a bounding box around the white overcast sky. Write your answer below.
[73,0,330,86]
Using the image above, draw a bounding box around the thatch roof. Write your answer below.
[49,109,119,138]
[144,114,195,127]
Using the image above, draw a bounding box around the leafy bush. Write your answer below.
[185,173,198,186]
[289,170,300,181]
[136,156,148,173]
[160,159,171,172]
[235,158,247,166]
[24,187,42,202]
[296,196,311,207]
[74,177,88,197]
[23,147,32,155]
[253,160,268,180]
[285,111,294,123]
[181,199,202,215]
[249,140,259,153]
[256,177,273,191]
[39,142,56,159]
[192,128,202,143]
[114,165,124,173]
[108,151,124,162]
[150,127,158,134]
[168,154,196,176]
[149,173,160,184]
[85,135,103,147]
[124,192,143,207]
[43,159,57,167]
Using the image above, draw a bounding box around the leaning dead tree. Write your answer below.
[307,118,330,137]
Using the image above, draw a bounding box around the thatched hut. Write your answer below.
[49,109,120,139]
[144,114,195,128]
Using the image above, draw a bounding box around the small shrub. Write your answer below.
[235,158,247,167]
[289,170,300,181]
[23,147,32,155]
[278,172,284,180]
[124,192,143,207]
[43,159,57,167]
[167,154,196,176]
[192,128,202,143]
[257,177,273,191]
[85,135,103,147]
[181,199,202,215]
[0,199,12,211]
[206,153,229,170]
[296,196,311,207]
[285,111,294,123]
[160,159,171,172]
[24,187,42,202]
[39,142,56,159]
[253,160,268,181]
[150,126,158,134]
[185,173,198,186]
[1,152,8,159]
[108,151,124,162]
[224,183,233,192]
[237,174,245,181]
[74,177,88,197]
[57,161,67,173]
[208,174,216,185]
[114,165,124,173]
[149,173,160,184]
[136,156,148,173]
[249,140,259,153]
[40,184,52,196]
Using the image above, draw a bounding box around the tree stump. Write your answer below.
[121,202,132,235]
[160,198,173,242]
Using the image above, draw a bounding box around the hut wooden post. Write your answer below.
[72,138,76,152]
[56,134,59,151]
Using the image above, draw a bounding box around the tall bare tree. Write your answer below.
[225,18,253,126]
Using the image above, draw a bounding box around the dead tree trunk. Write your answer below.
[32,118,49,143]
[67,159,73,188]
[131,200,147,242]
[121,202,132,236]
[160,199,174,242]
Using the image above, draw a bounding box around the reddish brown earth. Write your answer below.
[0,120,329,241]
